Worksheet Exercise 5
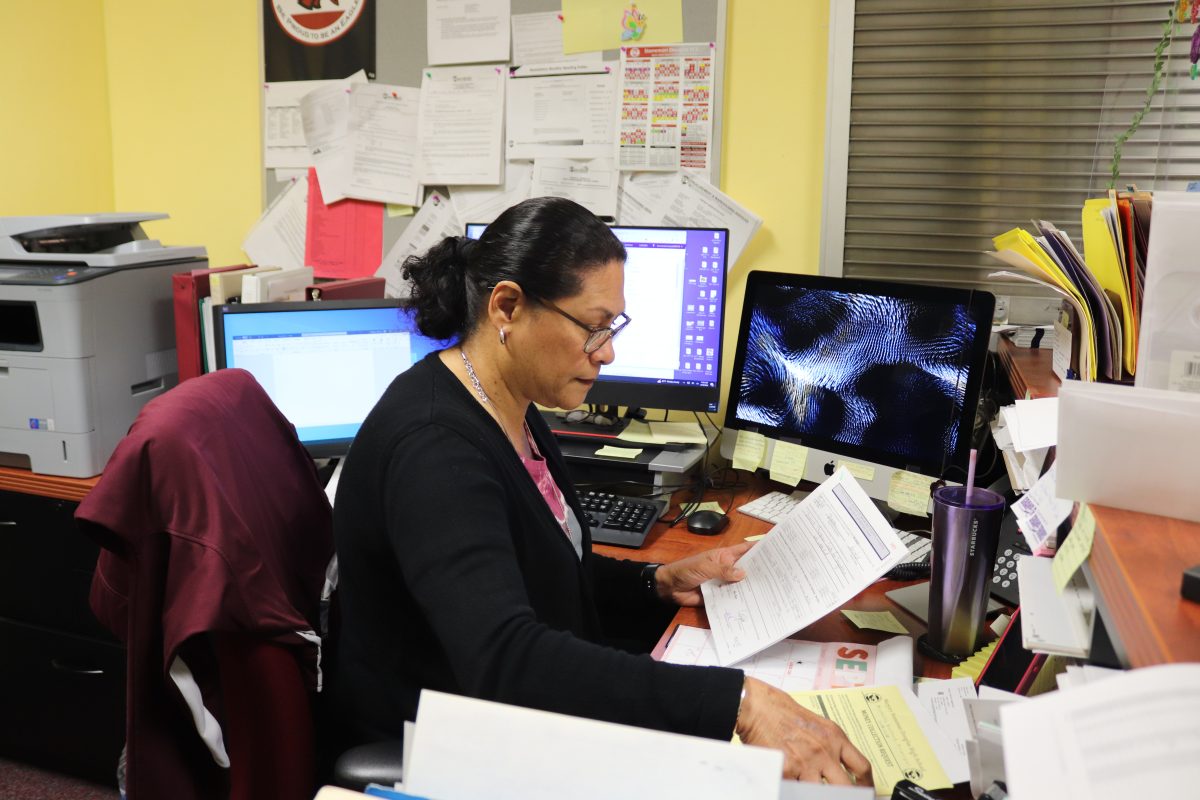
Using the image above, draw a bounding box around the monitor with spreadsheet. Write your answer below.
[467,223,729,413]
[721,271,994,503]
[213,299,450,457]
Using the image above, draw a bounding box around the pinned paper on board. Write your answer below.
[304,169,384,280]
[561,0,683,54]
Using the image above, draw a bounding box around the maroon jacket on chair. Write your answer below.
[76,368,333,800]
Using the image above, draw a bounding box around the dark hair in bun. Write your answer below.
[401,196,625,341]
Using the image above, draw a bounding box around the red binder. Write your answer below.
[304,276,387,301]
[172,264,249,383]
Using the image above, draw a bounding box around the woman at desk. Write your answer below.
[328,197,870,785]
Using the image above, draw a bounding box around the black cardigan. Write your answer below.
[327,352,742,749]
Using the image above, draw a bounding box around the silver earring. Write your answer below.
[499,327,508,345]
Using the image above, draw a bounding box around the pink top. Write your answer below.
[520,428,570,537]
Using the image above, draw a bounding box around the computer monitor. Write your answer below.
[466,223,729,413]
[720,271,994,505]
[213,299,450,457]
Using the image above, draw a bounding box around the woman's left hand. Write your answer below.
[655,541,754,607]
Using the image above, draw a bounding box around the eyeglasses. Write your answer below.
[533,296,631,354]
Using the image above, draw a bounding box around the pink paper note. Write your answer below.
[304,168,383,279]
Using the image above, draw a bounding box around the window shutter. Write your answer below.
[823,0,1200,298]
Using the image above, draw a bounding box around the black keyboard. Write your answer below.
[578,490,669,548]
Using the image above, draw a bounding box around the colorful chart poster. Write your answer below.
[617,42,715,177]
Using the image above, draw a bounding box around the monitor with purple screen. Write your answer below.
[466,223,729,412]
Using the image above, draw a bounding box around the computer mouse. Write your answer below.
[686,509,729,536]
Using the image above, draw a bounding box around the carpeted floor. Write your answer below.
[0,757,119,800]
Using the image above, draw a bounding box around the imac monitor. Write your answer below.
[721,272,994,503]
[467,223,729,413]
[213,299,450,457]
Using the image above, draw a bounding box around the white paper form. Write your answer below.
[531,158,618,217]
[418,65,506,186]
[617,42,716,177]
[700,468,908,667]
[451,160,532,226]
[1002,663,1200,800]
[664,625,914,692]
[615,172,674,225]
[264,72,367,169]
[511,11,602,66]
[300,83,355,204]
[343,84,422,207]
[405,690,783,800]
[375,191,460,298]
[659,174,762,269]
[242,175,307,269]
[1011,462,1072,554]
[506,63,616,160]
[916,678,976,779]
[427,0,511,66]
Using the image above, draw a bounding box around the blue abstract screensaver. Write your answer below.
[734,287,977,467]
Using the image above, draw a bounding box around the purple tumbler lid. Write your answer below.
[933,485,1005,511]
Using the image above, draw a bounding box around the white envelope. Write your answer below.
[1057,379,1200,522]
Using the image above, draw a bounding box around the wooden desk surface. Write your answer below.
[997,337,1059,399]
[0,465,99,502]
[593,477,956,680]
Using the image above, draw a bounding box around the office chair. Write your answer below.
[75,368,334,800]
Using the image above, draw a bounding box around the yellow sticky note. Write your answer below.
[561,0,684,54]
[1052,503,1096,592]
[841,609,909,635]
[647,420,706,445]
[731,431,766,472]
[768,440,808,487]
[887,470,936,516]
[744,533,767,542]
[838,460,876,482]
[596,445,641,459]
[690,501,726,514]
[788,685,952,796]
[386,203,415,217]
[616,419,661,444]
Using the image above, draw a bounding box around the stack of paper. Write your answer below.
[991,398,1057,492]
[1015,555,1093,659]
[987,206,1137,382]
[1002,663,1200,799]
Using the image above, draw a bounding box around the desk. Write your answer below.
[593,475,959,680]
[0,466,124,785]
[997,338,1200,667]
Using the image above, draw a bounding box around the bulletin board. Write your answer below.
[263,0,729,248]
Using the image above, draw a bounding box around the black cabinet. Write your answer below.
[0,488,125,786]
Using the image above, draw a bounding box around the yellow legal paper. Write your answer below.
[788,685,952,796]
[561,0,684,54]
[887,470,936,516]
[768,440,808,487]
[1052,503,1095,592]
[838,460,876,482]
[731,431,766,472]
[841,609,909,635]
[386,203,415,217]
[647,420,706,445]
[616,419,660,444]
[596,445,641,459]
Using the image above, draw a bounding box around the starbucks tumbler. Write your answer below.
[926,485,1006,659]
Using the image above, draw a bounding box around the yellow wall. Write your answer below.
[103,0,263,266]
[711,0,829,420]
[2,1,114,215]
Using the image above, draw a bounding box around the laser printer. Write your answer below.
[0,213,207,477]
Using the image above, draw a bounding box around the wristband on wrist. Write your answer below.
[640,563,663,603]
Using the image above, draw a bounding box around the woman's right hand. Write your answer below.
[735,677,874,786]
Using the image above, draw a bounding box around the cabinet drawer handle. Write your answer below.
[50,658,105,676]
